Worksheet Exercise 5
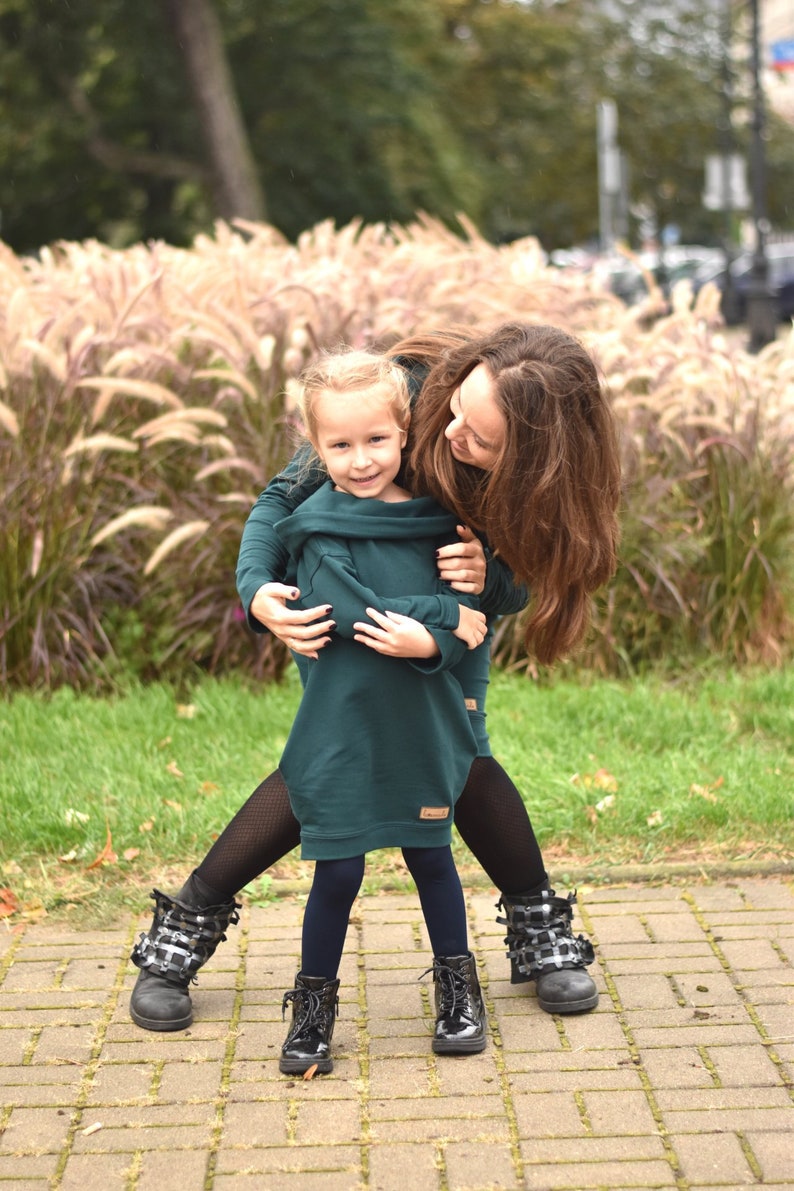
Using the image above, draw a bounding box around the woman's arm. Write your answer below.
[235,448,337,651]
[436,526,529,617]
[297,538,484,672]
[479,553,530,617]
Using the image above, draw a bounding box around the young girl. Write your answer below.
[272,350,488,1074]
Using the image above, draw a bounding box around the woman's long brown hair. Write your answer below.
[390,323,621,665]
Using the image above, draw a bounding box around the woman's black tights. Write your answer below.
[194,756,547,900]
[301,846,468,980]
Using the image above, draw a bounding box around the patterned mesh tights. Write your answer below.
[194,756,547,900]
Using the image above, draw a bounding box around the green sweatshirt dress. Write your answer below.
[236,355,530,758]
[274,482,480,860]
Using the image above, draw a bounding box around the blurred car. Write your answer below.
[693,243,794,325]
[564,246,725,307]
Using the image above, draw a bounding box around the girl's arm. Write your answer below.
[297,537,482,673]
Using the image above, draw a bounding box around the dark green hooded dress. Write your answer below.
[274,482,479,860]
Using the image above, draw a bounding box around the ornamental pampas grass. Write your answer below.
[1,216,791,689]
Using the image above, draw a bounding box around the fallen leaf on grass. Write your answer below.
[303,1064,318,1081]
[85,824,117,871]
[594,794,616,814]
[689,776,724,803]
[571,768,618,793]
[176,703,197,719]
[123,848,140,861]
[165,760,184,778]
[0,894,47,925]
[64,808,90,826]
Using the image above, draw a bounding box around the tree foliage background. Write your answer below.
[1,0,793,253]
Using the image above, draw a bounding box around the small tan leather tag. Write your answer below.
[419,806,450,820]
[464,698,478,711]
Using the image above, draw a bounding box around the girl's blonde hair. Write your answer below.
[297,349,411,446]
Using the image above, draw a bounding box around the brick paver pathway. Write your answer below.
[1,878,793,1189]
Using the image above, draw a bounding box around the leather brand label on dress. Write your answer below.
[464,698,478,711]
[419,806,450,820]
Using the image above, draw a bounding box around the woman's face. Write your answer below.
[444,363,505,471]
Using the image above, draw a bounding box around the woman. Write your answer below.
[129,323,621,1033]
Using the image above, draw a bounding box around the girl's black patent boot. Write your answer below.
[279,974,340,1075]
[129,873,240,1032]
[424,952,487,1055]
[496,887,598,1014]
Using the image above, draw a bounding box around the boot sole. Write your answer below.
[279,1057,334,1075]
[537,990,599,1015]
[130,1006,193,1032]
[432,1036,487,1055]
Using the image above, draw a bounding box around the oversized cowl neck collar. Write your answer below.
[274,480,457,554]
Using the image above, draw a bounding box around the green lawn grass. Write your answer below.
[2,665,792,922]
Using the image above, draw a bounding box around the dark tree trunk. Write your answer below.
[164,0,266,222]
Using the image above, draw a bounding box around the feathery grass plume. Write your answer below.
[194,457,263,482]
[200,433,237,456]
[63,434,138,458]
[77,377,185,410]
[0,398,19,437]
[132,409,228,439]
[144,520,210,575]
[90,507,173,549]
[194,368,260,402]
[20,337,67,383]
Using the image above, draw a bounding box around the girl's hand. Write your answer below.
[454,603,488,650]
[353,608,439,658]
[248,582,335,659]
[436,525,487,594]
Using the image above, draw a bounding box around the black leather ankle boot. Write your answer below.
[279,973,340,1075]
[497,887,598,1014]
[424,952,487,1055]
[129,872,240,1032]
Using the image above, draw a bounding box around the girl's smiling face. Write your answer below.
[312,385,408,502]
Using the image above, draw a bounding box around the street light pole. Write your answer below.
[745,0,777,351]
[719,0,739,325]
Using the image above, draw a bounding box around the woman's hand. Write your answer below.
[436,525,487,594]
[454,603,488,650]
[248,583,335,659]
[353,608,439,658]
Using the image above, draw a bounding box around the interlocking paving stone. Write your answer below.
[0,875,791,1189]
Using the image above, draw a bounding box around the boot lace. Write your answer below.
[419,962,469,1015]
[281,986,338,1043]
